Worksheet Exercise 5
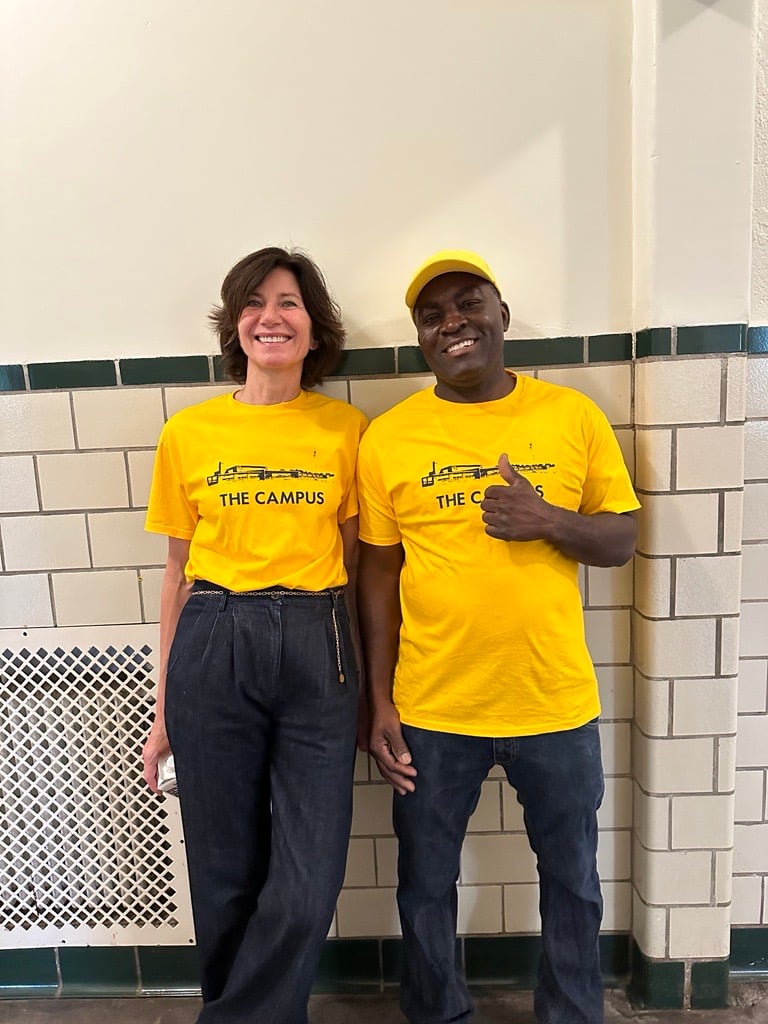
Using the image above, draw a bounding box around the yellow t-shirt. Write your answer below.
[357,374,640,737]
[146,391,367,592]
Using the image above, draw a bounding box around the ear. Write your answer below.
[309,335,319,350]
[500,301,511,332]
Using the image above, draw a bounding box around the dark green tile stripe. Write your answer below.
[626,941,685,1009]
[137,946,199,992]
[397,346,429,374]
[120,356,211,385]
[0,948,58,996]
[690,960,729,1009]
[748,326,768,353]
[1,931,767,998]
[730,926,768,975]
[28,360,117,390]
[504,337,584,368]
[0,365,25,391]
[59,946,138,996]
[635,328,672,358]
[676,323,746,355]
[329,348,395,377]
[588,333,633,363]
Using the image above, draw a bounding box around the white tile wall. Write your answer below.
[503,883,541,932]
[744,420,768,479]
[723,490,744,553]
[740,602,768,658]
[738,659,768,713]
[538,365,632,425]
[0,456,39,513]
[635,429,673,492]
[349,376,432,420]
[634,614,717,679]
[164,385,232,418]
[742,483,768,542]
[633,844,712,904]
[675,554,742,616]
[586,562,633,608]
[742,544,768,600]
[731,874,764,924]
[457,885,503,934]
[584,609,631,664]
[735,714,768,768]
[89,510,166,568]
[673,678,737,736]
[635,358,722,426]
[746,356,768,417]
[675,426,744,491]
[461,835,538,885]
[0,574,53,628]
[0,392,75,453]
[670,795,734,849]
[733,823,768,874]
[726,354,748,422]
[127,450,157,508]
[37,452,130,510]
[635,675,670,737]
[636,493,720,556]
[633,734,715,794]
[73,389,165,448]
[1,514,90,571]
[634,786,671,850]
[734,770,765,822]
[335,887,400,937]
[52,569,142,626]
[668,907,730,958]
[632,892,668,958]
[350,784,394,837]
[634,556,672,619]
[596,665,633,720]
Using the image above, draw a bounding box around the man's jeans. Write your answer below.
[394,722,605,1024]
[165,583,359,1024]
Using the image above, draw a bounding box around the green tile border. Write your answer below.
[635,328,672,358]
[329,348,396,377]
[730,926,768,976]
[137,945,200,993]
[626,940,685,1009]
[587,333,633,363]
[504,337,584,368]
[0,931,766,999]
[58,946,138,997]
[28,360,117,390]
[748,326,768,353]
[5,327,767,392]
[0,948,58,998]
[690,959,729,1009]
[0,365,26,391]
[676,323,746,355]
[119,356,211,385]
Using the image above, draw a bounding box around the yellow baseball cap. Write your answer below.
[405,249,500,311]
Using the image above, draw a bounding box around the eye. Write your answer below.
[245,297,262,308]
[420,312,440,327]
[460,298,481,311]
[281,299,299,308]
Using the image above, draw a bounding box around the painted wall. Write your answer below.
[0,0,632,362]
[752,0,768,323]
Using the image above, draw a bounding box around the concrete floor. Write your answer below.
[0,985,766,1024]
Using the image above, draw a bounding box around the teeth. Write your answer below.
[446,338,475,354]
[257,335,290,344]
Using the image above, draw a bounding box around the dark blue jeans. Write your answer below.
[164,582,359,1024]
[394,722,604,1024]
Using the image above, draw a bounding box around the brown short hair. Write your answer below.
[210,247,345,389]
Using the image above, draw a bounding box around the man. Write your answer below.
[356,250,639,1024]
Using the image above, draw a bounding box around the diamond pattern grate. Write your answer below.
[0,634,192,945]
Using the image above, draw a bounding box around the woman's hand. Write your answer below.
[143,718,171,795]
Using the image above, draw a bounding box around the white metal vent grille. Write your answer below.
[0,626,193,948]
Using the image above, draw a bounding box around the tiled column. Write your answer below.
[629,0,756,1004]
[631,354,745,1007]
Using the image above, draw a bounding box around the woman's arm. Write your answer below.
[142,536,192,793]
[340,515,369,750]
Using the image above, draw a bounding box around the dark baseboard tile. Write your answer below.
[748,326,768,353]
[0,365,26,392]
[1,930,767,1000]
[504,337,585,368]
[4,325,762,394]
[676,324,746,356]
[28,360,117,390]
[119,356,212,386]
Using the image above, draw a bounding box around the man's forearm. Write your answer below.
[547,508,637,568]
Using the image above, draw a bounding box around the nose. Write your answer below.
[259,301,282,326]
[440,308,467,334]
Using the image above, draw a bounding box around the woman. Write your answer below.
[142,247,366,1024]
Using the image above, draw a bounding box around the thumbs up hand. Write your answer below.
[480,453,554,542]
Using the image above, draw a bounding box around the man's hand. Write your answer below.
[369,702,417,795]
[480,452,554,542]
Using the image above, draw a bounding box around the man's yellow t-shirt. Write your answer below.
[357,374,640,738]
[146,391,367,592]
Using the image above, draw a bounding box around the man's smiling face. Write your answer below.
[413,272,511,402]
